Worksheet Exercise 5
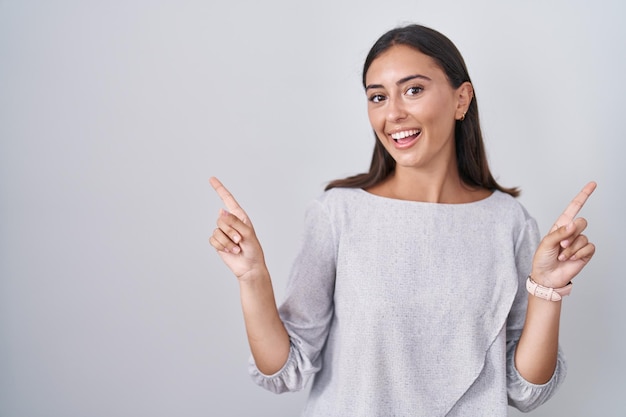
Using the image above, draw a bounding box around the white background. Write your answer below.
[1,1,624,416]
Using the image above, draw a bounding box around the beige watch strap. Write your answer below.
[526,276,573,301]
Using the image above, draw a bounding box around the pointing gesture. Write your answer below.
[210,177,251,226]
[549,181,597,233]
[531,181,597,289]
[209,177,267,280]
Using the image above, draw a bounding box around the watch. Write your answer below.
[526,276,573,301]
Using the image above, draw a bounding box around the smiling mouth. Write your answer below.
[390,129,421,143]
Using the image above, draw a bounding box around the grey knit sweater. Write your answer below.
[250,188,566,416]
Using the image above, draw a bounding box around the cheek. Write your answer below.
[432,93,458,118]
[367,108,384,131]
[366,106,376,122]
[410,100,453,129]
[367,111,389,144]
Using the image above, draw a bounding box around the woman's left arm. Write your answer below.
[515,182,597,384]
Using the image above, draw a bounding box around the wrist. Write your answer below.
[238,267,271,286]
[526,276,572,302]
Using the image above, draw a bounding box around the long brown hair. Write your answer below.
[325,24,519,197]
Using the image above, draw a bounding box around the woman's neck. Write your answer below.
[366,166,491,204]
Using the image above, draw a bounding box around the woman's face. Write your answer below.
[365,44,470,174]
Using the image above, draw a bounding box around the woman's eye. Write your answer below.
[369,94,386,103]
[406,86,423,96]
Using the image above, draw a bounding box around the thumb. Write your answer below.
[544,221,576,249]
[222,208,254,229]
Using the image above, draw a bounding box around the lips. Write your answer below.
[391,129,420,140]
[389,129,421,148]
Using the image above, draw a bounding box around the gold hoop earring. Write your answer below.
[459,112,466,121]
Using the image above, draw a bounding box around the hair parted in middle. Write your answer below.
[326,24,519,197]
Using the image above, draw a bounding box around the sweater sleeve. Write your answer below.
[506,217,567,412]
[249,198,337,393]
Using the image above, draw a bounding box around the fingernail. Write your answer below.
[220,209,229,217]
[232,246,241,254]
[232,235,240,244]
[566,222,574,232]
[558,253,566,261]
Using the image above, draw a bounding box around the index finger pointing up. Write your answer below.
[551,181,597,231]
[209,176,244,213]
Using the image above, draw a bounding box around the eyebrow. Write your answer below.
[365,74,432,91]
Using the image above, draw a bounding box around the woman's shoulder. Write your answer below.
[484,190,536,226]
[314,187,364,206]
[302,187,371,222]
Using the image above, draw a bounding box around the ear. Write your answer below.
[455,82,474,120]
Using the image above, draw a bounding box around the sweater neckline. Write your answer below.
[355,187,499,207]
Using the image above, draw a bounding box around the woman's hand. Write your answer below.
[209,177,290,372]
[531,181,597,288]
[209,177,267,281]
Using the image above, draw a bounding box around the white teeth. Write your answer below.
[391,129,420,140]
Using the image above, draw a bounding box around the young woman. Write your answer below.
[209,24,596,416]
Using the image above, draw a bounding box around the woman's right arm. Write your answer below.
[209,177,290,375]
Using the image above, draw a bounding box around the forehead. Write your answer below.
[365,44,444,84]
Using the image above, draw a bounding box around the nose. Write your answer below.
[386,95,407,122]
